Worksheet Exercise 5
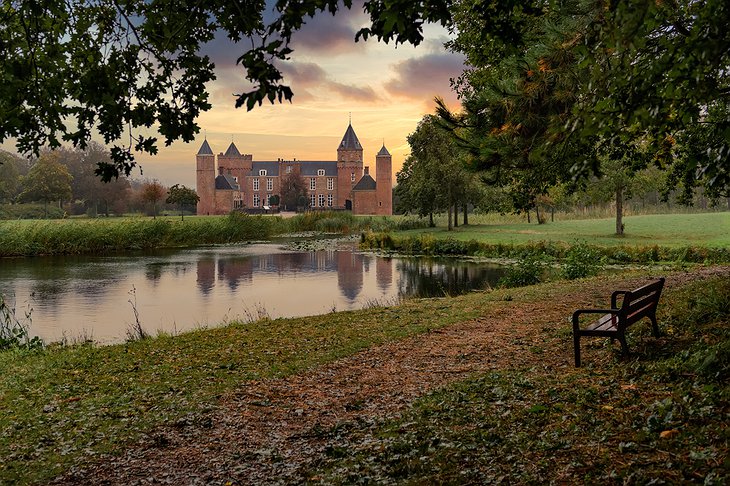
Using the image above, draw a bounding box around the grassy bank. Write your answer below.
[308,276,730,484]
[1,269,728,483]
[361,213,730,263]
[0,212,419,257]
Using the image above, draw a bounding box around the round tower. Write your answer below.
[336,122,363,208]
[196,139,215,215]
[376,143,392,215]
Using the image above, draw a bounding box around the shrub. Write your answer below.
[0,294,43,351]
[498,256,545,288]
[561,243,605,280]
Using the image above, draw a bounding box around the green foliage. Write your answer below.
[18,152,73,206]
[498,256,545,288]
[561,242,604,280]
[0,203,65,219]
[165,184,199,220]
[0,295,42,351]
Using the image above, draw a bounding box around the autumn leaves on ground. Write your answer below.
[1,267,727,484]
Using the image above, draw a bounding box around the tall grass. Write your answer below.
[360,231,730,264]
[0,213,277,257]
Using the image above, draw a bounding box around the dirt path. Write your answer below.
[59,267,729,485]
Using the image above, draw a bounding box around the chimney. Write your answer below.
[364,166,370,175]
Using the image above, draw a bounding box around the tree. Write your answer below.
[280,172,307,211]
[440,0,730,203]
[166,184,199,220]
[0,150,28,203]
[18,152,73,216]
[140,181,167,218]
[399,115,478,230]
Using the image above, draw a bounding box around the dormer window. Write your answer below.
[259,169,267,176]
[317,169,325,176]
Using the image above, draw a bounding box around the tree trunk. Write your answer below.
[526,209,531,224]
[429,212,434,227]
[447,204,453,231]
[551,207,554,222]
[454,204,458,227]
[536,205,544,224]
[615,185,624,236]
[463,203,468,225]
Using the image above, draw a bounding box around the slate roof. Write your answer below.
[377,144,390,156]
[197,139,214,155]
[224,142,241,156]
[352,174,376,191]
[215,174,240,190]
[298,161,338,176]
[338,124,362,150]
[250,161,280,176]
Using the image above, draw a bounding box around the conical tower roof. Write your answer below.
[224,142,240,156]
[377,144,390,156]
[339,123,362,150]
[197,139,213,155]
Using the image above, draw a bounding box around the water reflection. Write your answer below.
[0,244,506,344]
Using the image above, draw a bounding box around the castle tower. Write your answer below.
[376,143,393,215]
[217,142,252,191]
[196,139,215,215]
[336,122,364,208]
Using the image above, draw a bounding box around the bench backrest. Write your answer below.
[618,278,665,329]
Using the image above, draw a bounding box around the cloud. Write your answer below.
[384,52,465,107]
[278,62,380,103]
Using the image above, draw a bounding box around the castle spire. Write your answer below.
[197,138,213,155]
[339,122,362,150]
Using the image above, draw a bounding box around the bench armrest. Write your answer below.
[572,308,619,330]
[611,290,630,308]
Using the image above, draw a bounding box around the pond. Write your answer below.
[0,241,507,344]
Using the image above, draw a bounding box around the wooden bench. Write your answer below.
[572,278,665,367]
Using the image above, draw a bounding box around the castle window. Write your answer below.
[310,178,316,190]
[318,194,325,207]
[267,178,273,191]
[259,169,267,176]
[253,194,260,207]
[253,179,259,191]
[327,194,333,207]
[317,169,325,176]
[233,176,238,183]
[327,178,334,191]
[286,165,292,173]
[310,194,316,208]
[267,194,272,205]
[351,171,355,182]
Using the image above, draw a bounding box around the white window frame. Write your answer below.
[310,178,316,190]
[253,179,259,191]
[286,165,292,173]
[266,178,273,191]
[317,169,325,176]
[253,194,260,207]
[318,194,325,207]
[259,169,267,176]
[351,171,355,182]
[327,178,334,191]
[310,194,316,207]
[327,194,333,207]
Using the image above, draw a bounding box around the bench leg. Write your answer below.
[618,334,629,357]
[573,332,581,367]
[650,314,661,338]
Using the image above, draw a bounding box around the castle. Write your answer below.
[195,123,392,216]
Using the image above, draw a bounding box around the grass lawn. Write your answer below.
[396,212,730,247]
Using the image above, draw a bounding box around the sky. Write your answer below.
[4,2,466,188]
